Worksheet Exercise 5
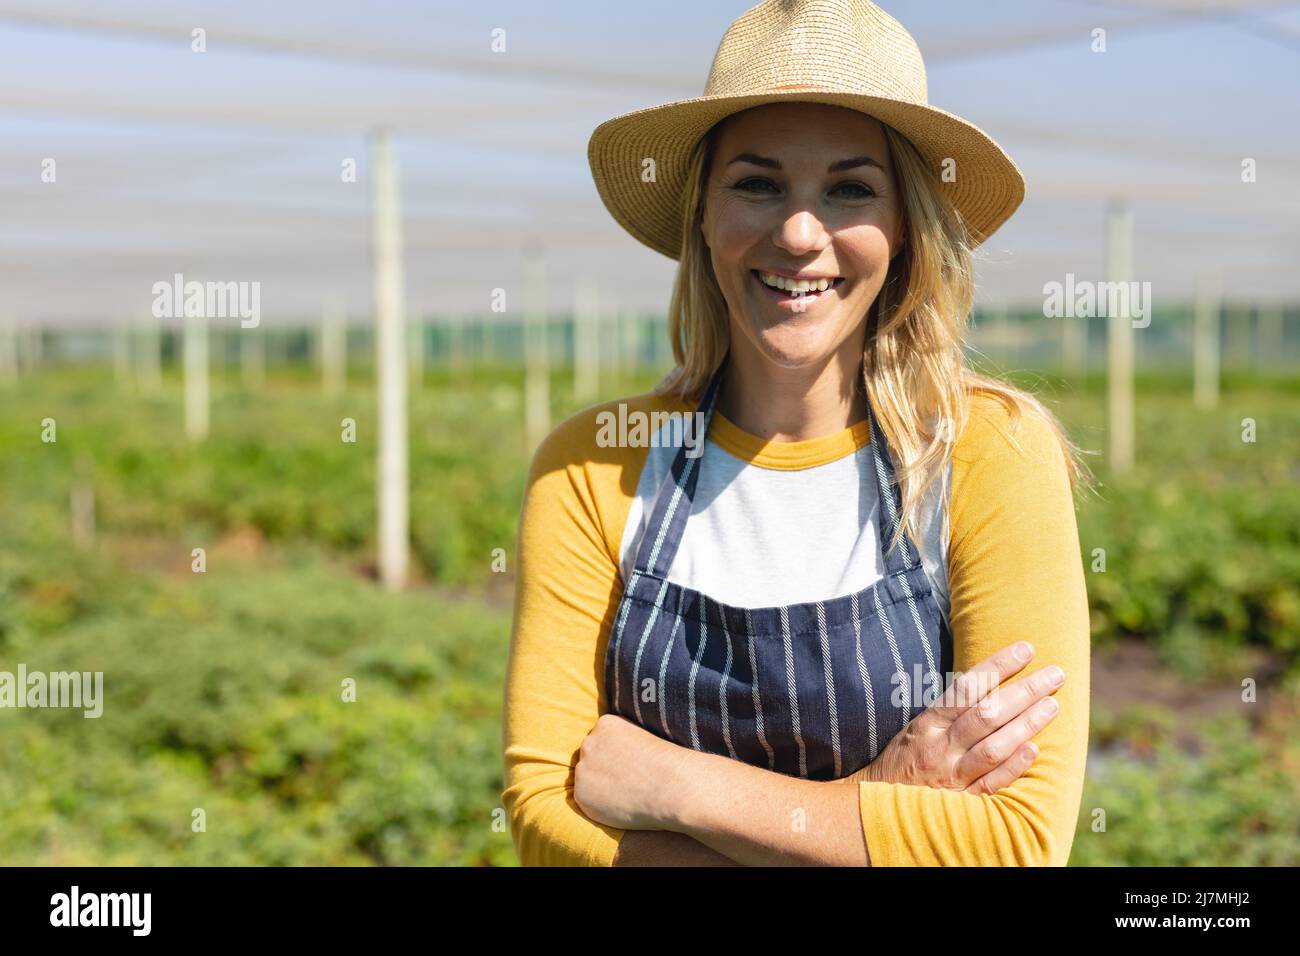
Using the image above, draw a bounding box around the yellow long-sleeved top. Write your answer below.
[501,387,1090,866]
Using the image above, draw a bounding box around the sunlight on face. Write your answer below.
[700,102,903,371]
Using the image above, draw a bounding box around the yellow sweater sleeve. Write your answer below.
[501,395,679,866]
[857,394,1092,866]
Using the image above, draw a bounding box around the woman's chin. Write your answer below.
[748,325,843,370]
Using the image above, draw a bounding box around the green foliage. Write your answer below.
[1071,710,1300,866]
[0,551,516,865]
[1,365,1296,865]
[1059,384,1300,679]
[0,368,532,587]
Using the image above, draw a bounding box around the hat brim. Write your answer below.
[587,90,1025,260]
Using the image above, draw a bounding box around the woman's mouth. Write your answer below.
[751,270,844,311]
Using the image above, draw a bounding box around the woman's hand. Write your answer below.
[574,713,691,830]
[854,640,1065,795]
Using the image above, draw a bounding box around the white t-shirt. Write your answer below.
[617,408,952,629]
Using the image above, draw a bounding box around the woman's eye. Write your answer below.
[732,179,875,199]
[834,181,875,199]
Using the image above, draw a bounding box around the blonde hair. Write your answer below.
[654,112,1098,557]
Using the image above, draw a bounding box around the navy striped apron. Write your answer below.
[604,357,954,780]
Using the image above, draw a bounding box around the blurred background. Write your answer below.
[1,0,1297,865]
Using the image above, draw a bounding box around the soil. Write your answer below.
[1090,638,1268,721]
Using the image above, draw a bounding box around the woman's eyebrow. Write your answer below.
[726,152,886,174]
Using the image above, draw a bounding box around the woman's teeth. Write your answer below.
[756,271,838,295]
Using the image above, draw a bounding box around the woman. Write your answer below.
[502,0,1094,866]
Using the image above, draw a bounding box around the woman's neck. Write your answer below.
[715,341,868,443]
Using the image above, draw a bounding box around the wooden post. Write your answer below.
[523,243,550,454]
[574,275,599,403]
[1106,199,1135,475]
[372,128,410,591]
[321,301,346,397]
[183,308,210,441]
[1193,273,1221,410]
[137,313,163,394]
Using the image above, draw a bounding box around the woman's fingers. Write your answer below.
[950,679,1062,786]
[963,742,1040,796]
[947,662,1066,754]
[877,641,1062,795]
[933,640,1036,718]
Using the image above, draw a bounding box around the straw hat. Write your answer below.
[587,0,1025,260]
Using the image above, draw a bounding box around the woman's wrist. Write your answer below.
[652,744,710,833]
[844,758,883,785]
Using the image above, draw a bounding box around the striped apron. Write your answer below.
[604,357,954,780]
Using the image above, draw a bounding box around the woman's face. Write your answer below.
[700,102,904,371]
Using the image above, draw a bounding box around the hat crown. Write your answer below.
[704,0,928,105]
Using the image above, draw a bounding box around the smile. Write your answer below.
[751,270,845,311]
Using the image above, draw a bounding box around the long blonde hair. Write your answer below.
[654,113,1098,557]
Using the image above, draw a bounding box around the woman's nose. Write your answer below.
[772,208,828,255]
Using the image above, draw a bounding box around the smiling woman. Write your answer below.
[502,0,1096,867]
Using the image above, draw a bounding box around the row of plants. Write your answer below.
[0,536,516,865]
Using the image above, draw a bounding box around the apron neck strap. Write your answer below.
[630,353,728,581]
[866,396,924,575]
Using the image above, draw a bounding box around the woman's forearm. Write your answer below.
[612,829,741,866]
[661,748,871,866]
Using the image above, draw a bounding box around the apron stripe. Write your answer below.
[745,608,777,771]
[898,569,940,694]
[780,606,808,778]
[607,568,642,713]
[635,607,680,728]
[656,618,676,739]
[687,598,708,751]
[718,608,738,760]
[850,591,881,761]
[867,411,940,698]
[620,575,671,715]
[816,602,842,778]
[871,582,912,725]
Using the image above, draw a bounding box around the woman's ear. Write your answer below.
[889,218,906,261]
